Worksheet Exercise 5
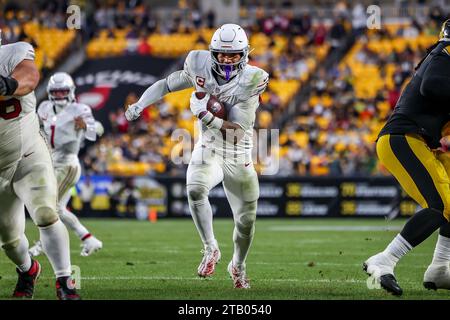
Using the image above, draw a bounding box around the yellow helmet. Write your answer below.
[439,19,450,39]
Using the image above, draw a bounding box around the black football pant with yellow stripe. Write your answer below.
[377,134,450,247]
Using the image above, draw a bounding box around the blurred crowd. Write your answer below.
[1,0,448,177]
[0,0,80,75]
[81,2,448,177]
[80,1,354,177]
[274,14,444,177]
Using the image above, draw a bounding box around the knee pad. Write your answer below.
[187,184,209,203]
[33,206,59,227]
[235,201,257,236]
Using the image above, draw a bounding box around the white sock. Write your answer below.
[39,219,72,278]
[232,227,254,269]
[59,207,90,239]
[383,234,413,264]
[3,235,32,272]
[188,193,216,247]
[431,235,450,265]
[232,201,257,269]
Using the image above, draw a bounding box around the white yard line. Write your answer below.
[267,226,402,232]
[0,275,369,283]
[0,260,429,269]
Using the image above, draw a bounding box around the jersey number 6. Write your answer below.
[0,98,22,120]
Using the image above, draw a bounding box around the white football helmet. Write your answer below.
[47,72,76,107]
[209,23,250,81]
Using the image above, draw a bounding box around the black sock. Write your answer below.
[400,208,447,247]
[439,221,450,238]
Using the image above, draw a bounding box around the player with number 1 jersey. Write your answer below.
[33,72,103,258]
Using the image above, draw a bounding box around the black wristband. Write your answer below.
[2,76,19,96]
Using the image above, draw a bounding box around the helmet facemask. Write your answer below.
[210,48,249,81]
[48,87,74,107]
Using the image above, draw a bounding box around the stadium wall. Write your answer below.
[71,176,417,219]
[72,55,176,131]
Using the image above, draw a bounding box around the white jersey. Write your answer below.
[37,101,97,166]
[0,42,38,170]
[171,50,269,158]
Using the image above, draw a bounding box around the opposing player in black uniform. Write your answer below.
[363,20,450,296]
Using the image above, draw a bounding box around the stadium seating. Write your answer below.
[24,22,76,71]
[78,3,444,178]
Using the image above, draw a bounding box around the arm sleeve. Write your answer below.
[135,70,193,110]
[420,53,450,100]
[79,106,97,141]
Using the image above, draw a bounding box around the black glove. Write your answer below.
[0,76,19,96]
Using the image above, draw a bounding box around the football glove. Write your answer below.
[95,121,104,137]
[125,103,143,121]
[189,92,209,118]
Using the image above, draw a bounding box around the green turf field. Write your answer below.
[0,218,448,300]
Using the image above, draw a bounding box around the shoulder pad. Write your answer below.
[9,42,35,60]
[239,66,269,95]
[37,100,52,114]
[184,50,210,75]
[71,102,92,114]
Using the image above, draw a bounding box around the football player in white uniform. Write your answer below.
[29,72,103,258]
[0,31,80,299]
[126,24,269,288]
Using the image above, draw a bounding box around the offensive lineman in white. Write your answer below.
[125,24,269,288]
[0,31,80,299]
[29,72,103,257]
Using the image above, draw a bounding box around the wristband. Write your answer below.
[200,111,223,130]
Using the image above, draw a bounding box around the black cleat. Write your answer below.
[362,262,403,296]
[12,259,41,299]
[56,276,81,300]
[423,281,438,291]
[379,274,403,296]
[362,262,369,273]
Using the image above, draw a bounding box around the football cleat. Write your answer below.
[12,259,41,298]
[80,235,103,257]
[227,261,250,289]
[197,244,221,278]
[363,252,403,296]
[29,240,43,257]
[423,264,450,290]
[56,276,81,300]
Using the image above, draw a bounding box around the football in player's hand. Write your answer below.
[195,92,226,120]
